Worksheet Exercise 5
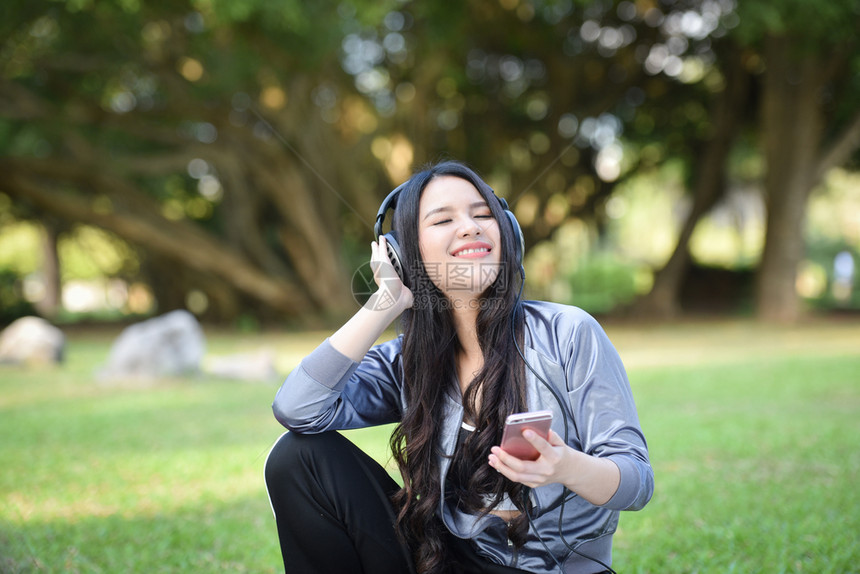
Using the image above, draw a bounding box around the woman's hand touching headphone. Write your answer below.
[368,236,414,314]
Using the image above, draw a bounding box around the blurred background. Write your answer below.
[2,3,859,573]
[1,0,859,329]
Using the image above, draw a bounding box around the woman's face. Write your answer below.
[417,175,502,300]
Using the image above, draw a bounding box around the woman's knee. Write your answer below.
[264,431,345,483]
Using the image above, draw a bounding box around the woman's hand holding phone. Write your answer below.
[489,410,576,490]
[499,410,553,461]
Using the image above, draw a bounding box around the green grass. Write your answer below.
[618,355,859,573]
[1,319,858,573]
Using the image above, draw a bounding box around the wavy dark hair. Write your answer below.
[388,161,529,574]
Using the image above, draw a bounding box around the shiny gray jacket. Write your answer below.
[273,301,653,574]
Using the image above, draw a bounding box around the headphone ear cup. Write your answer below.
[382,231,406,285]
[504,210,524,265]
[496,196,524,266]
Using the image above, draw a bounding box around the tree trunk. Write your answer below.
[634,44,750,318]
[246,150,353,313]
[35,219,62,319]
[756,36,825,322]
[217,154,293,279]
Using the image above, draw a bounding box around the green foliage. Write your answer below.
[733,0,860,45]
[58,226,139,281]
[0,269,37,324]
[0,220,40,324]
[0,221,41,275]
[565,252,640,315]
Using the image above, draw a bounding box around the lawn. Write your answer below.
[1,317,858,573]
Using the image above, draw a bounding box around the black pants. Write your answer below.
[264,431,531,574]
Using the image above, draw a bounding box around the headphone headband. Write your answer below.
[374,182,408,239]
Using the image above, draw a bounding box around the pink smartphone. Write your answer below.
[500,410,553,461]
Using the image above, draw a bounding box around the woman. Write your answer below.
[265,160,653,574]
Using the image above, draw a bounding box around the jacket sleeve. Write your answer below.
[272,337,404,433]
[563,310,654,511]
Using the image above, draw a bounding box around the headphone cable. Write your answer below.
[509,267,617,574]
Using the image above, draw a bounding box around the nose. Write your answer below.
[457,216,483,237]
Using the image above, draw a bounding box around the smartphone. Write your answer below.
[500,410,553,461]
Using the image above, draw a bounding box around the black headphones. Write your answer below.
[373,180,525,283]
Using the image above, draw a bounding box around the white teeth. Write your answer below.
[456,248,489,256]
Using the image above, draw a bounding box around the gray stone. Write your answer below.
[99,310,205,380]
[205,348,279,382]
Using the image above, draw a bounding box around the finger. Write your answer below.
[487,453,511,477]
[488,452,531,481]
[490,446,530,473]
[488,454,545,488]
[371,241,396,277]
[378,235,392,259]
[522,429,555,458]
[379,245,401,277]
[546,429,566,447]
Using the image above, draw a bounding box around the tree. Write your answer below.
[3,0,857,324]
[626,0,860,321]
[735,1,860,321]
[2,0,663,321]
[634,41,753,318]
[0,0,397,322]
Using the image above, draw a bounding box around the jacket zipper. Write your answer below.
[508,527,518,568]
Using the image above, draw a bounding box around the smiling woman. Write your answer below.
[265,160,652,574]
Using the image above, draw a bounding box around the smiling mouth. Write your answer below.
[453,247,491,257]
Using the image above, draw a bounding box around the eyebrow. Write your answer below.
[422,201,490,221]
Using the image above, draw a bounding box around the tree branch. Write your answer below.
[814,109,860,184]
[0,80,52,120]
[0,157,311,315]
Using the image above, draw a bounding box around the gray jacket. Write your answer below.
[273,300,653,573]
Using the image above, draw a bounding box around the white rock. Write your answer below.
[205,348,279,382]
[99,310,205,380]
[0,316,65,365]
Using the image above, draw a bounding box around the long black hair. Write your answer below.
[388,161,529,574]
